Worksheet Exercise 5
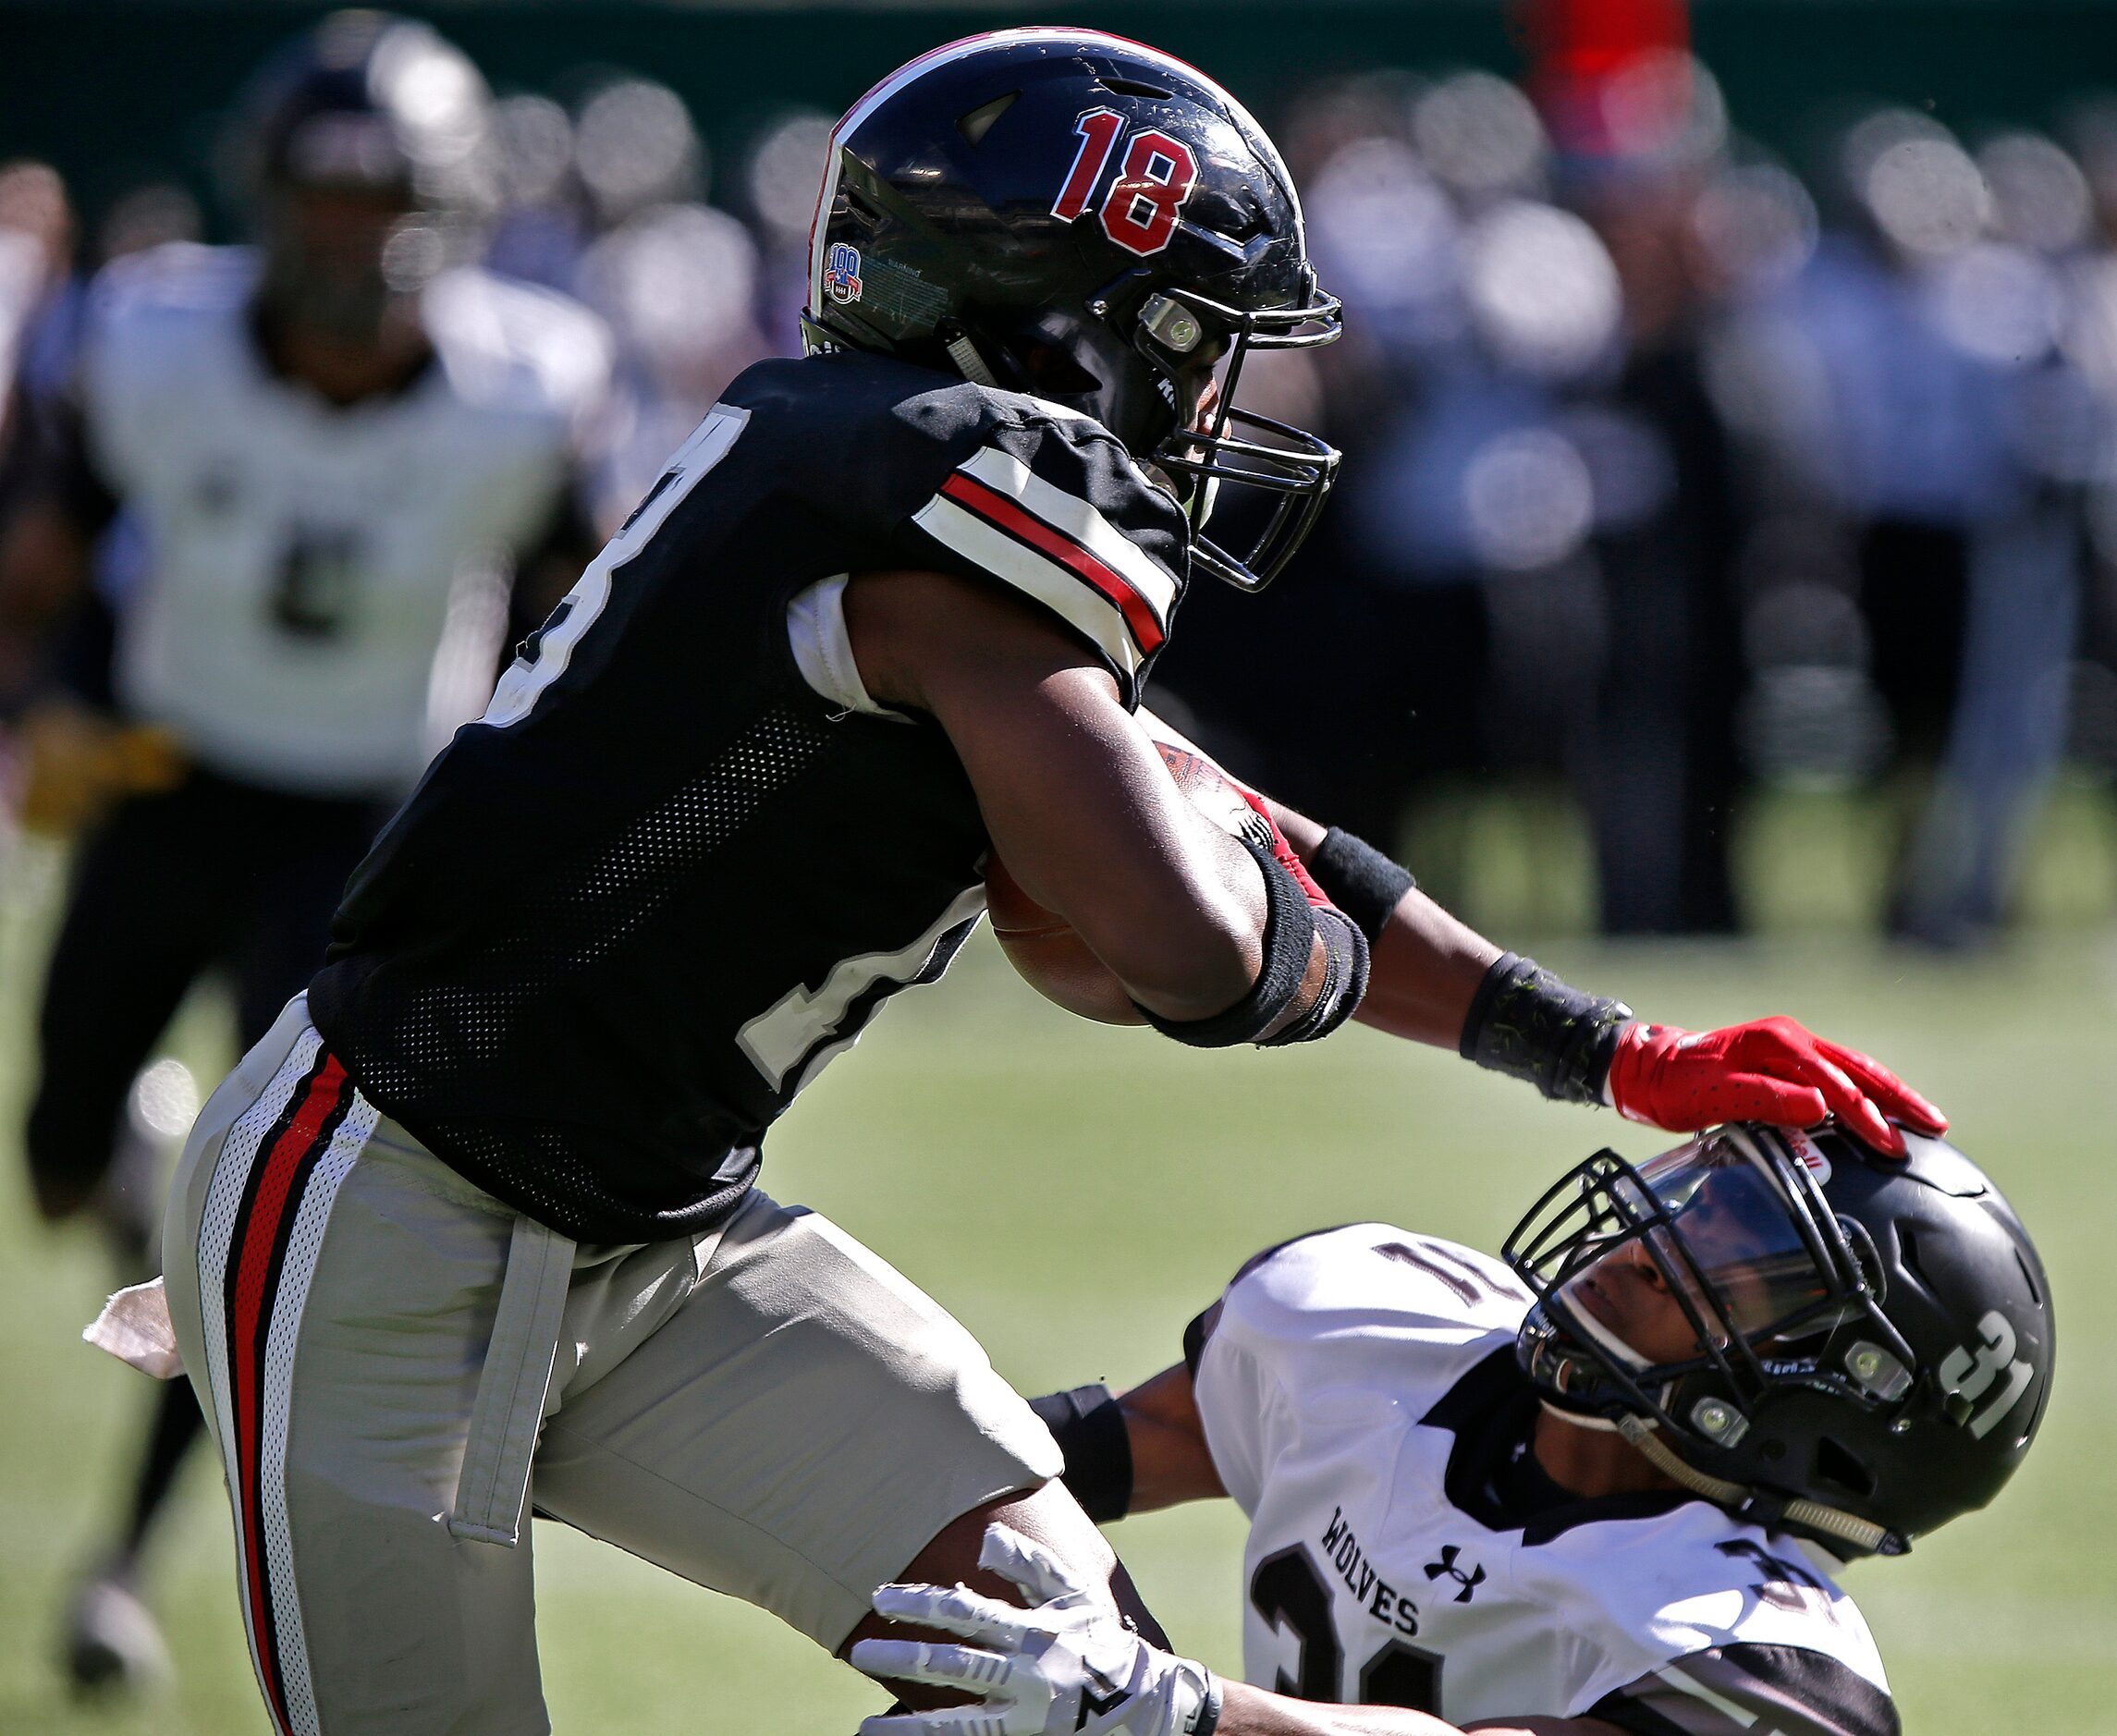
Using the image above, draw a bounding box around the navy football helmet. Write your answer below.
[804,29,1342,591]
[1504,1122,2053,1557]
[233,10,495,337]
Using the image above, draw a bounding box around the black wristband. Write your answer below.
[1134,833,1320,1047]
[1460,951,1632,1106]
[1028,1384,1133,1522]
[1306,827,1415,944]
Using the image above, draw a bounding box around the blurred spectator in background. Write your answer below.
[0,12,610,1693]
[0,162,78,489]
[2060,102,2117,844]
[486,72,782,530]
[1163,26,1757,938]
[0,168,202,499]
[1540,40,1748,935]
[570,76,770,528]
[1714,104,2107,945]
[1164,5,2117,947]
[742,107,837,356]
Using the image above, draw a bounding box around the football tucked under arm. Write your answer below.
[841,568,1357,1041]
[985,850,1146,1025]
[986,721,1366,1044]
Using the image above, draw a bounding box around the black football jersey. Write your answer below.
[307,350,1190,1241]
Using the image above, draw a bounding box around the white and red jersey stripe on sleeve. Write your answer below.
[912,441,1179,680]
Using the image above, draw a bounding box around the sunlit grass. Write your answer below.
[1,790,2111,1732]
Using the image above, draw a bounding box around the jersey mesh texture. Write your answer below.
[332,707,832,1238]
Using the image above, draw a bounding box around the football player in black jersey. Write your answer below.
[145,31,1945,1734]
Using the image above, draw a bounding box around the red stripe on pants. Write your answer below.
[229,1055,347,1735]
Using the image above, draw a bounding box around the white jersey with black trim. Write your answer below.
[1191,1225,1897,1735]
[78,242,610,796]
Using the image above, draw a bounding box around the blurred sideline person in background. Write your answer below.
[1157,22,2117,946]
[2068,102,2117,816]
[0,162,79,478]
[0,9,610,1692]
[130,30,1948,1733]
[485,67,780,532]
[867,1122,2051,1735]
[1155,43,1756,938]
[1716,105,2109,948]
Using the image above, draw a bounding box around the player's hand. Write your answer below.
[851,1526,1219,1736]
[1605,1017,1946,1156]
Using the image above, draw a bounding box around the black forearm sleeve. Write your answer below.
[1260,906,1366,1046]
[1135,832,1365,1046]
[1459,950,1632,1106]
[1305,826,1415,944]
[1028,1384,1133,1522]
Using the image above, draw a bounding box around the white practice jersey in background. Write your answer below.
[1193,1224,1896,1735]
[79,243,612,796]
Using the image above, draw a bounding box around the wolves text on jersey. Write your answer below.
[1316,1506,1422,1636]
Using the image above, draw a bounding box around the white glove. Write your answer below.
[852,1525,1221,1736]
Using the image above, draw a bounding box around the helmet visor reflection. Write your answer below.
[1557,1133,1836,1370]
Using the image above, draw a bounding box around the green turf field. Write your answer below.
[1,831,2112,1734]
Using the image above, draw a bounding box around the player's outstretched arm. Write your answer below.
[853,1524,1621,1736]
[846,568,1355,1040]
[1141,715,1947,1156]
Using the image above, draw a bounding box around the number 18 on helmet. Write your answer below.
[803,28,1343,592]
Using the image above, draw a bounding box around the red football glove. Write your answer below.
[1605,1016,1947,1156]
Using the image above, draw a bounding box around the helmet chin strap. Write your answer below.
[1539,1400,1623,1432]
[945,331,1000,390]
[1610,1413,1898,1557]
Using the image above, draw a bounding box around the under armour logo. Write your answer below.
[1424,1545,1486,1603]
[1076,1681,1131,1728]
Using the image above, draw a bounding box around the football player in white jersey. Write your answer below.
[860,1121,2051,1736]
[0,12,610,1689]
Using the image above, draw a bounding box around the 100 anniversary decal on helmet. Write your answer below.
[802,28,1343,591]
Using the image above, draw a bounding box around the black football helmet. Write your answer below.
[804,28,1342,592]
[1504,1122,2053,1558]
[232,10,495,338]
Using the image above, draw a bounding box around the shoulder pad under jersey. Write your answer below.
[1191,1224,1532,1511]
[727,351,1190,705]
[422,266,615,434]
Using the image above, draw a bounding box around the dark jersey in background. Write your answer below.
[308,350,1191,1242]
